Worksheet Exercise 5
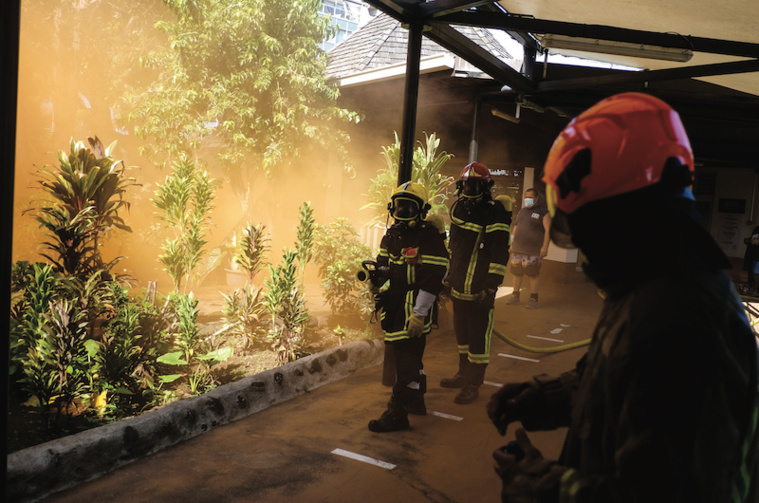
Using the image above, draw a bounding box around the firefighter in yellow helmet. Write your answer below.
[366,182,449,433]
[487,93,758,502]
[441,162,512,404]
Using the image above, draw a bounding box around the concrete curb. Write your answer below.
[7,339,384,503]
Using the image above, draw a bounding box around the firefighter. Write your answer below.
[487,92,759,502]
[367,182,449,433]
[440,162,512,404]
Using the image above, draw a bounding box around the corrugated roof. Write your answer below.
[325,12,514,80]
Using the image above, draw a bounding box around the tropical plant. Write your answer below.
[220,284,267,350]
[232,223,270,284]
[157,293,233,395]
[295,201,315,281]
[312,218,374,316]
[263,249,309,364]
[153,155,217,292]
[362,132,455,224]
[31,136,136,279]
[121,0,360,210]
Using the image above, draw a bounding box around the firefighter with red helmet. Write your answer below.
[487,93,758,502]
[367,182,449,433]
[441,162,512,404]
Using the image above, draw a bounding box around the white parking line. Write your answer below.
[331,448,396,470]
[431,411,464,421]
[484,380,503,387]
[498,353,540,363]
[527,334,564,343]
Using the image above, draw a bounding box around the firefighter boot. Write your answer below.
[440,353,468,388]
[454,363,487,404]
[369,389,410,432]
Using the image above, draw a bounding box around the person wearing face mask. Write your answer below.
[505,188,551,309]
[440,162,512,404]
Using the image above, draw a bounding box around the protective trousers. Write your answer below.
[452,298,493,386]
[388,336,427,410]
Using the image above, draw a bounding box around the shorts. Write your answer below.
[509,253,542,277]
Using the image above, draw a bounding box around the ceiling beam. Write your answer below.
[438,11,759,59]
[535,59,759,92]
[423,23,535,92]
[415,0,496,18]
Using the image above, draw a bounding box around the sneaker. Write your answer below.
[368,408,410,433]
[526,298,539,309]
[440,373,466,389]
[454,384,480,404]
[505,294,520,305]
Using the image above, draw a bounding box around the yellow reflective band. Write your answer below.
[486,222,511,233]
[546,184,558,218]
[451,289,479,301]
[452,219,484,233]
[420,255,449,267]
[489,263,507,275]
[457,344,469,354]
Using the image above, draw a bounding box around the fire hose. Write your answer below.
[493,328,591,353]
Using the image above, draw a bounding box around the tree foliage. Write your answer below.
[122,0,359,182]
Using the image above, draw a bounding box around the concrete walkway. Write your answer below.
[12,278,604,503]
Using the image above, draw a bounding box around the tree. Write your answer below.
[122,0,359,209]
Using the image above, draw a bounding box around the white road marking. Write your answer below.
[331,448,396,470]
[432,411,464,421]
[527,334,564,343]
[550,328,564,334]
[483,380,503,388]
[498,353,540,363]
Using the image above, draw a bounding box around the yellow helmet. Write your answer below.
[389,182,430,222]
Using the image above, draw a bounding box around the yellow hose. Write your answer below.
[493,328,591,354]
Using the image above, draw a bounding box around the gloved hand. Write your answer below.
[476,287,497,305]
[406,313,425,338]
[493,428,565,503]
[487,381,532,435]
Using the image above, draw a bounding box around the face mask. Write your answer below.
[524,197,535,208]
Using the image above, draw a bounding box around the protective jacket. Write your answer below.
[377,220,448,342]
[448,198,511,301]
[515,267,759,501]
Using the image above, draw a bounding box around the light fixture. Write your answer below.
[541,34,693,63]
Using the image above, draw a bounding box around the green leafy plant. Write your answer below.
[153,155,217,292]
[362,132,455,224]
[220,284,267,350]
[295,201,315,282]
[232,223,270,284]
[312,218,374,316]
[157,293,233,395]
[263,249,309,365]
[31,136,136,279]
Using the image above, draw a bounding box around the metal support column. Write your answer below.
[397,21,424,185]
[469,96,480,163]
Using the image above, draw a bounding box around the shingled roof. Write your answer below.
[324,12,515,81]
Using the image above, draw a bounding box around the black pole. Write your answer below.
[2,0,20,486]
[397,22,424,185]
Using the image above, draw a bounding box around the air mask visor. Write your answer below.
[461,179,484,198]
[393,197,420,221]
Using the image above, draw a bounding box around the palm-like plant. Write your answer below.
[232,223,270,284]
[32,136,136,278]
[263,249,309,364]
[362,132,455,224]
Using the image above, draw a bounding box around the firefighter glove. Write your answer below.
[493,429,565,503]
[406,313,425,338]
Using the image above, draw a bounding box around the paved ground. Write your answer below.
[40,278,604,503]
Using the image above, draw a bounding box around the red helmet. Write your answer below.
[542,92,694,217]
[457,162,493,198]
